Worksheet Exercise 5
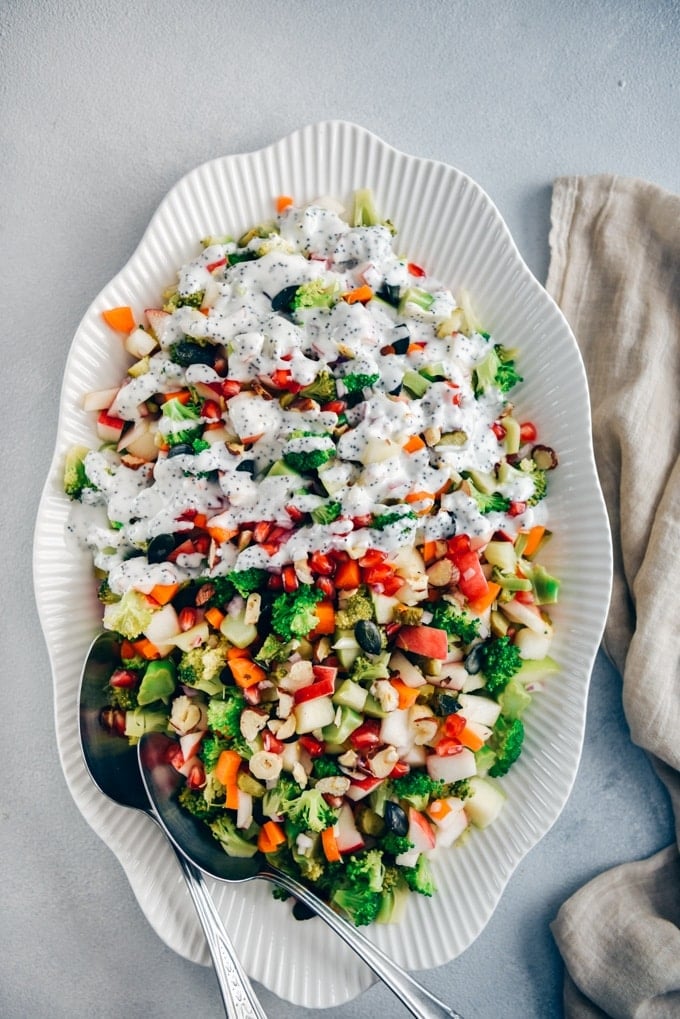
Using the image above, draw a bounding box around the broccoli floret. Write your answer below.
[487,715,525,777]
[341,372,380,394]
[209,815,259,858]
[63,445,94,499]
[299,371,337,404]
[470,488,511,515]
[310,500,342,525]
[161,395,202,446]
[379,832,415,857]
[178,784,220,821]
[271,584,324,641]
[335,587,374,629]
[108,685,139,711]
[261,774,303,820]
[178,637,230,695]
[284,787,339,835]
[390,771,445,812]
[345,849,385,893]
[227,567,269,598]
[476,636,523,695]
[370,509,417,531]
[255,633,294,665]
[291,278,339,313]
[473,344,523,397]
[519,460,548,505]
[200,735,233,773]
[426,599,480,645]
[206,688,247,742]
[350,653,391,684]
[401,853,436,897]
[331,886,382,926]
[192,437,211,454]
[282,431,336,474]
[312,756,343,779]
[103,589,155,639]
[97,577,120,605]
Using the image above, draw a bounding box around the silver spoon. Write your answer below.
[78,631,267,1019]
[139,730,464,1019]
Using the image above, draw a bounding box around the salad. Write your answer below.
[65,189,560,927]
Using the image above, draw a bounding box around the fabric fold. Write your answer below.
[546,175,680,1017]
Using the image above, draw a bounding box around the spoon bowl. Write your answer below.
[140,730,463,1019]
[78,632,267,1019]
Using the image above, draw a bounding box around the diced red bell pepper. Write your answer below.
[447,534,471,557]
[334,558,361,590]
[508,501,527,517]
[299,734,326,758]
[389,760,411,778]
[349,719,382,751]
[293,673,336,703]
[285,504,305,523]
[253,521,272,543]
[407,262,426,277]
[435,738,467,757]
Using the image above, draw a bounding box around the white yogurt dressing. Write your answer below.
[71,199,545,595]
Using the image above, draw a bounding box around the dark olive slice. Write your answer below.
[147,534,176,563]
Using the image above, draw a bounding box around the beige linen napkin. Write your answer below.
[547,175,680,1017]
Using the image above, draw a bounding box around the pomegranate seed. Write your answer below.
[282,565,299,593]
[315,575,335,598]
[99,707,126,736]
[179,607,197,631]
[267,572,283,589]
[109,668,138,688]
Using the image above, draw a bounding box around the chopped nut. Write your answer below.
[249,750,283,782]
[337,749,358,769]
[294,558,314,585]
[315,776,351,796]
[370,679,399,713]
[195,582,216,607]
[244,592,261,625]
[276,691,295,719]
[423,425,442,446]
[368,746,400,778]
[170,696,207,735]
[272,714,296,741]
[292,761,309,788]
[412,717,440,746]
[239,708,268,743]
[237,529,253,551]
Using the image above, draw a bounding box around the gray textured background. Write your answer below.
[3,1,679,1016]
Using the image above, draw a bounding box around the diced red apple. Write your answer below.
[171,621,210,652]
[434,808,469,848]
[344,775,384,801]
[125,326,158,358]
[389,650,427,688]
[294,695,336,734]
[334,802,365,854]
[426,746,477,783]
[96,410,126,443]
[293,671,336,703]
[407,807,436,853]
[179,731,204,762]
[143,602,181,653]
[395,625,449,660]
[145,308,174,345]
[82,387,120,412]
[117,418,158,461]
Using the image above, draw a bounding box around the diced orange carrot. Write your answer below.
[403,434,425,454]
[334,558,361,590]
[467,581,502,615]
[102,306,136,334]
[427,798,454,824]
[226,645,251,660]
[131,637,162,660]
[342,284,373,305]
[309,600,335,637]
[148,582,180,606]
[215,749,242,785]
[390,677,420,709]
[405,490,435,515]
[422,540,438,564]
[206,525,239,544]
[321,825,342,862]
[275,194,294,214]
[204,607,225,630]
[519,524,546,558]
[460,725,485,752]
[228,656,266,689]
[161,390,192,404]
[258,819,287,853]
